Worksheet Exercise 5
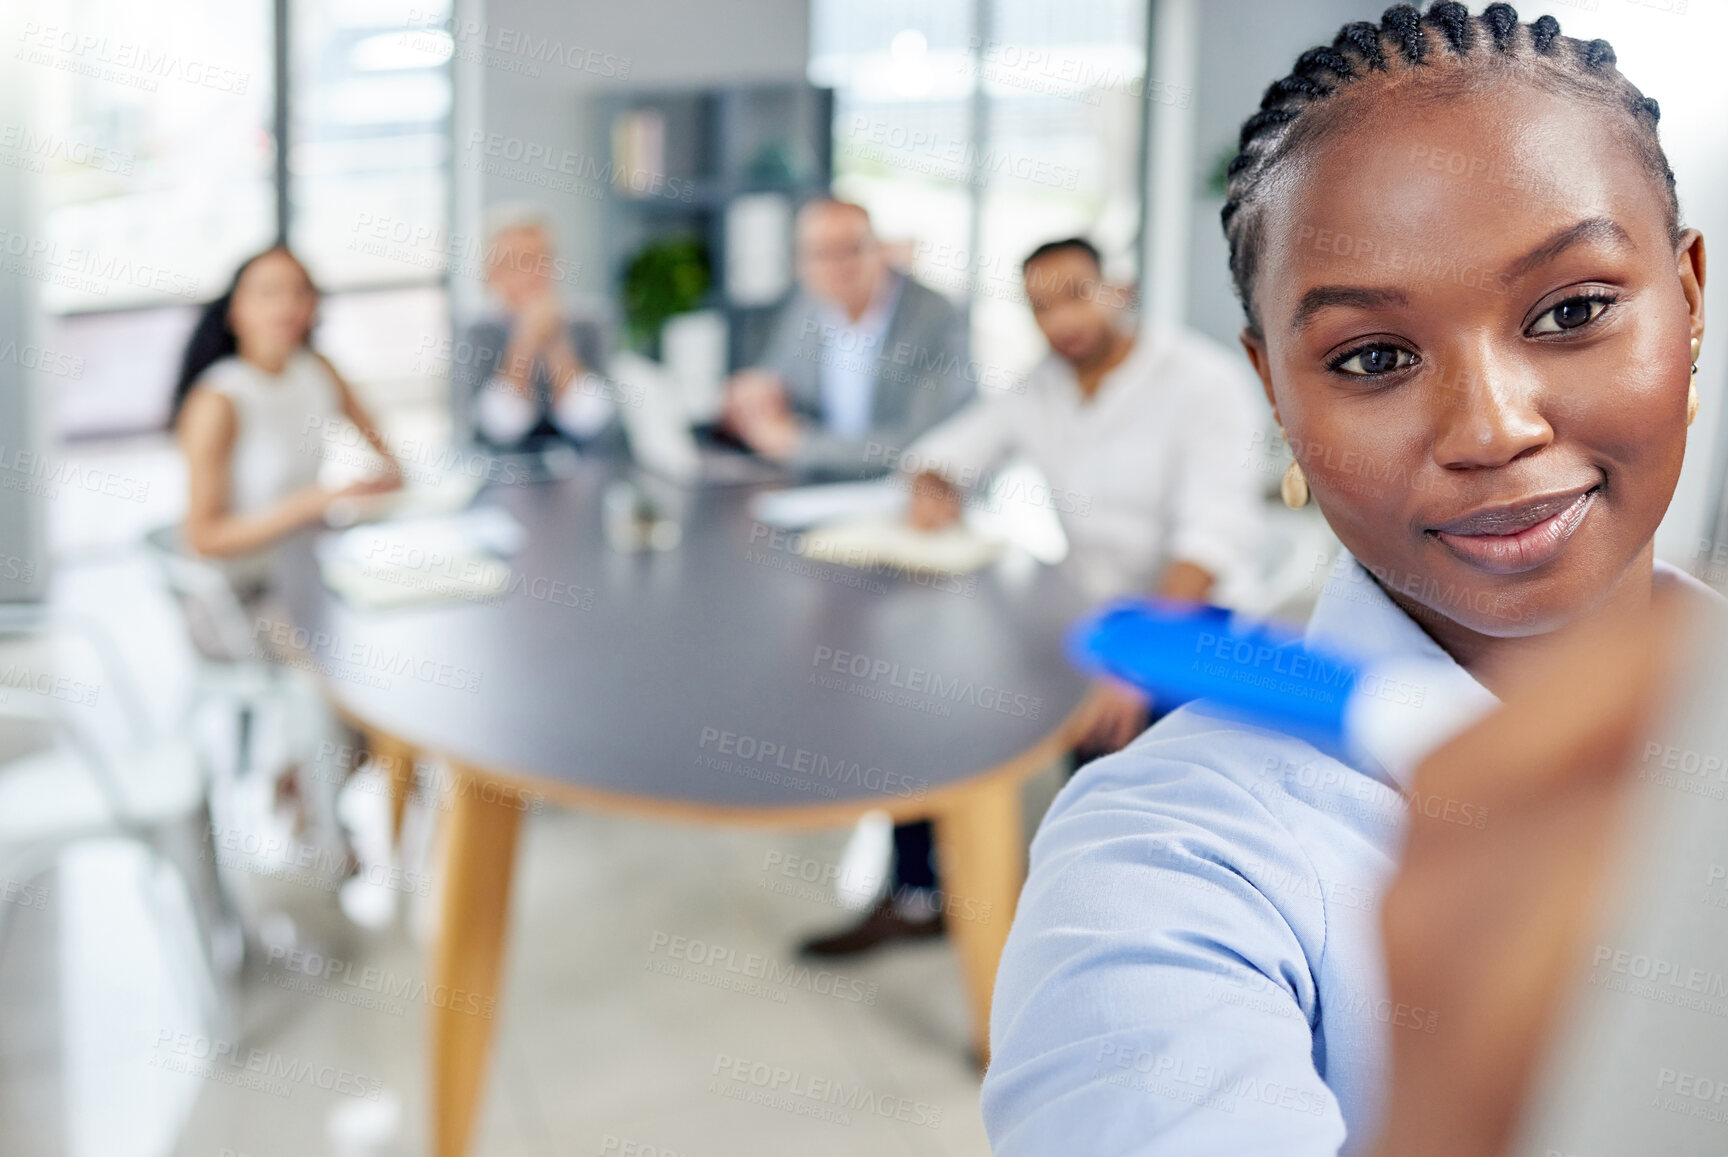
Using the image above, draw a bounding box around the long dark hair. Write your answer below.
[169,245,318,424]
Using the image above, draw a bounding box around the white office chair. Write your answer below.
[142,525,345,846]
[140,526,366,938]
[0,596,238,1039]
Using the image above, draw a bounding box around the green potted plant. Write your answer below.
[621,234,712,356]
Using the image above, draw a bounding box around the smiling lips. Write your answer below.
[1429,485,1599,574]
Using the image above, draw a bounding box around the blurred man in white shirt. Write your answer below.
[801,237,1266,957]
[907,237,1264,743]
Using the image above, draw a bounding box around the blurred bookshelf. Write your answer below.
[600,84,833,370]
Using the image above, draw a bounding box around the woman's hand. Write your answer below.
[906,470,962,532]
[1076,676,1152,755]
[332,472,402,500]
[316,472,405,528]
[371,454,404,491]
[1372,596,1686,1157]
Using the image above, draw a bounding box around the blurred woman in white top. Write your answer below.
[172,246,400,590]
[171,246,404,920]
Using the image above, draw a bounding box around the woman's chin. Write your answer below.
[1396,553,1634,642]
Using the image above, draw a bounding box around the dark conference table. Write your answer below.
[276,458,1097,1157]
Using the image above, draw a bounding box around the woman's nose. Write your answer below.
[1430,354,1553,471]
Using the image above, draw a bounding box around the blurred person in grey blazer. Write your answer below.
[456,205,625,453]
[721,198,973,479]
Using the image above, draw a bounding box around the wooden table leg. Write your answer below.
[364,728,418,844]
[934,776,1025,1068]
[431,765,522,1157]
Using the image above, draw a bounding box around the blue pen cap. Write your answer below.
[1065,599,1363,751]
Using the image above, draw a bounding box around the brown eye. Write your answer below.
[1529,296,1612,336]
[1331,343,1414,377]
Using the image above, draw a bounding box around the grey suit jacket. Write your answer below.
[759,273,974,479]
[453,313,625,453]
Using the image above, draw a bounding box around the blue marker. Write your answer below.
[1066,599,1497,778]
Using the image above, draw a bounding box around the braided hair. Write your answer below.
[1221,2,1680,337]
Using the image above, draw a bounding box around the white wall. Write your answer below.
[454,0,811,320]
[1173,0,1366,348]
[0,6,48,601]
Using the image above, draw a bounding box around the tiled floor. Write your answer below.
[180,802,1061,1157]
[1,429,1068,1157]
[4,745,1063,1157]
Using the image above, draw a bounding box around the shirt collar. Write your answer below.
[1305,550,1461,668]
[818,270,901,334]
[1304,549,1498,789]
[1308,550,1718,660]
[1302,550,1718,789]
[1042,323,1150,407]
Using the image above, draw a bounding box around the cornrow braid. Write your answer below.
[1424,2,1473,54]
[1261,74,1333,109]
[1334,22,1387,71]
[1481,2,1517,50]
[1530,13,1561,52]
[1293,47,1356,83]
[1220,2,1682,337]
[1382,4,1427,65]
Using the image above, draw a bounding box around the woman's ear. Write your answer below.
[1239,327,1280,426]
[1677,228,1706,349]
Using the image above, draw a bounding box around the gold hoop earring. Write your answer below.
[1279,429,1309,509]
[1690,337,1703,427]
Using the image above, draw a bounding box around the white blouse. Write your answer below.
[194,348,342,584]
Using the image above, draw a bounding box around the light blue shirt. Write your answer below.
[983,551,1535,1154]
[816,274,901,440]
[986,553,1712,1152]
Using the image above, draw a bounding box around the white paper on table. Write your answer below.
[319,553,512,611]
[315,506,525,610]
[325,469,486,527]
[796,515,1005,575]
[749,481,906,530]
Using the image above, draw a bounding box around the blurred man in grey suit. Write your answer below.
[721,198,973,479]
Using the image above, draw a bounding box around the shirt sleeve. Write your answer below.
[548,373,616,439]
[758,294,815,394]
[475,378,539,444]
[898,393,1020,490]
[982,724,1347,1156]
[1166,363,1266,590]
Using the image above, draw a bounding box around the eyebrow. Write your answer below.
[1286,216,1637,335]
[1504,216,1635,280]
[1289,286,1410,334]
